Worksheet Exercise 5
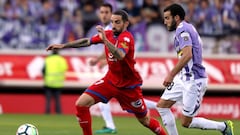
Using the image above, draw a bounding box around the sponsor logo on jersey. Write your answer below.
[108,53,117,61]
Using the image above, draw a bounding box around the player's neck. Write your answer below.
[176,20,184,27]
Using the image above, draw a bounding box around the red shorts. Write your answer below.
[84,77,147,118]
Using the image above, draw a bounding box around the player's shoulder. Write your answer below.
[176,21,193,35]
[119,31,134,40]
[118,31,134,42]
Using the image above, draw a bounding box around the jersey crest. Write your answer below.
[121,42,128,49]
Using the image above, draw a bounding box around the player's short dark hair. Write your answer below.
[101,3,113,12]
[113,10,129,22]
[164,3,185,20]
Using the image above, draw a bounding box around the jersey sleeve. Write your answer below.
[178,31,192,49]
[90,34,102,44]
[117,34,131,54]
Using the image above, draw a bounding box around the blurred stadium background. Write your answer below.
[0,0,239,134]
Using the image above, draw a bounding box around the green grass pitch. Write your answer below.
[0,114,239,135]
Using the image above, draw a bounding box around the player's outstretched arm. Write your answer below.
[46,38,91,51]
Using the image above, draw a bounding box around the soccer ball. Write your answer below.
[16,123,39,135]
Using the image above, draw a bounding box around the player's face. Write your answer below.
[99,6,112,25]
[111,15,125,36]
[164,11,177,31]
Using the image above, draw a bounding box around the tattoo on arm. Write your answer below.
[104,40,124,60]
[63,38,90,48]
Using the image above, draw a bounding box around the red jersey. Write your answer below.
[91,30,142,88]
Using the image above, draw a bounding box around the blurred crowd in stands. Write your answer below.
[0,0,239,54]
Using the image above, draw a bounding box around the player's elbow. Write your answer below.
[186,53,192,60]
[118,53,125,60]
[183,51,192,61]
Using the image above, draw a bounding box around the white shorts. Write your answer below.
[161,76,208,117]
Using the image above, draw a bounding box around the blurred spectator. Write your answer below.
[104,0,118,10]
[41,0,55,18]
[195,0,216,35]
[0,0,15,20]
[157,0,174,16]
[122,0,141,26]
[185,1,197,25]
[129,20,148,51]
[231,35,240,53]
[212,0,225,35]
[0,0,239,54]
[60,8,76,44]
[72,8,84,39]
[28,0,44,21]
[45,11,65,46]
[81,1,98,35]
[141,0,161,24]
[222,1,240,34]
[59,0,79,15]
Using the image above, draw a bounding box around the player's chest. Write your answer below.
[105,38,119,62]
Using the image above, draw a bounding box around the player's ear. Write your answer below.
[174,15,180,21]
[124,21,129,28]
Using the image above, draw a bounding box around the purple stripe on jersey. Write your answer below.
[184,66,190,81]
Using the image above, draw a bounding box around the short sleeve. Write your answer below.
[178,32,192,49]
[90,34,102,44]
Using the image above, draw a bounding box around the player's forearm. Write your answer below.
[103,39,125,60]
[63,38,91,48]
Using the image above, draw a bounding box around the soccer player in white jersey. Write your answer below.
[90,3,159,134]
[156,3,234,135]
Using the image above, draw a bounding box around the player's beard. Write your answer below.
[168,19,177,31]
[112,27,122,36]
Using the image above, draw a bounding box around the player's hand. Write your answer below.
[46,44,64,51]
[89,58,98,66]
[96,25,106,41]
[163,74,174,88]
[89,59,107,69]
[98,60,107,69]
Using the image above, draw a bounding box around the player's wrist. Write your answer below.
[62,44,67,48]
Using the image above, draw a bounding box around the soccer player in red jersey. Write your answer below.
[46,10,166,135]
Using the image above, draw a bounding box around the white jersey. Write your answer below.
[104,23,112,30]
